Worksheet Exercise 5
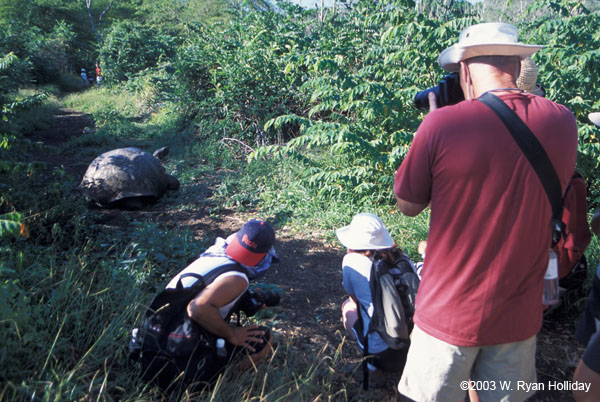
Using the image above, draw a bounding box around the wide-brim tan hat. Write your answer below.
[590,112,600,127]
[336,213,394,250]
[439,23,543,72]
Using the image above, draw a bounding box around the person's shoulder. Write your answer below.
[215,270,249,284]
[424,100,483,123]
[342,252,372,274]
[531,95,576,119]
[417,100,483,138]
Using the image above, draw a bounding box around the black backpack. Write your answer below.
[129,263,248,392]
[360,251,420,389]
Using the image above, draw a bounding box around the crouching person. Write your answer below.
[337,213,418,387]
[129,219,278,392]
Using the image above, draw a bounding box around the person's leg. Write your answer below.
[398,325,479,402]
[468,388,480,402]
[573,329,600,402]
[470,335,537,402]
[342,297,359,332]
[573,360,600,402]
[372,346,408,373]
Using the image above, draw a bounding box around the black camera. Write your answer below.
[413,72,464,111]
[236,289,281,317]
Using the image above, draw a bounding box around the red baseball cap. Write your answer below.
[225,219,275,266]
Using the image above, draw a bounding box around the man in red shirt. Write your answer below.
[394,23,577,401]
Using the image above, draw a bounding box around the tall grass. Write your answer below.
[4,88,61,136]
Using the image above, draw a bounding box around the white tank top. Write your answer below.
[166,256,249,318]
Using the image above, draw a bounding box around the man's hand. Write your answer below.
[428,91,438,112]
[228,325,266,352]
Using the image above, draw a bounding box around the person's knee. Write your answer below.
[572,359,600,402]
[342,298,358,331]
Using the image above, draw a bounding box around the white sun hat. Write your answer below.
[590,112,600,127]
[336,213,394,250]
[439,23,543,72]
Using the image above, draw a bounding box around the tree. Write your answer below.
[85,0,115,44]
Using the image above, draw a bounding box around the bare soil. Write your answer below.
[30,108,586,401]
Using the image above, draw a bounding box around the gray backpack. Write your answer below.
[360,251,420,389]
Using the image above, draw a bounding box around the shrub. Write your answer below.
[99,21,177,83]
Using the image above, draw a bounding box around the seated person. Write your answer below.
[337,213,408,374]
[138,219,278,390]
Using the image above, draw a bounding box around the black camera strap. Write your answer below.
[478,92,564,245]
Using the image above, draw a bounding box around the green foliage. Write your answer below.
[99,21,177,83]
[517,3,600,204]
[0,212,26,238]
[170,3,310,148]
[252,2,476,208]
[136,0,237,32]
[0,54,54,176]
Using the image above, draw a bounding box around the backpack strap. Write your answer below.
[478,92,564,246]
[174,263,249,291]
[148,263,249,314]
[361,263,376,391]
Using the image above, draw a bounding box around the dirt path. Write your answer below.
[28,109,95,179]
[32,107,585,401]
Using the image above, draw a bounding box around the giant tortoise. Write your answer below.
[79,147,179,209]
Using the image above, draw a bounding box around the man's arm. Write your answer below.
[396,196,427,217]
[187,275,265,352]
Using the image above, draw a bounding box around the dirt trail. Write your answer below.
[32,107,584,401]
[28,109,95,179]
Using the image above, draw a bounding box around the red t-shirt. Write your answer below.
[394,93,577,346]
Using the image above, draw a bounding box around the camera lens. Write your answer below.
[413,87,440,111]
[413,73,463,111]
[254,290,280,307]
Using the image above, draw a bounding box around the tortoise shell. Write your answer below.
[79,147,179,206]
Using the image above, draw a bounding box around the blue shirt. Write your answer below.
[342,252,388,354]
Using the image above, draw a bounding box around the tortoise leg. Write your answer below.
[166,174,180,191]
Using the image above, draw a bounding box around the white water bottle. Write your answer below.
[216,338,227,359]
[543,249,559,305]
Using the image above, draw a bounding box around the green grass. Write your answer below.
[63,87,139,118]
[4,88,61,136]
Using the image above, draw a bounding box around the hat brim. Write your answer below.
[589,112,600,127]
[335,225,394,251]
[225,235,266,266]
[439,43,543,72]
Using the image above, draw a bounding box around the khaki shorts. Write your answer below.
[398,325,537,402]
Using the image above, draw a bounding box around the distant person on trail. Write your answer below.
[394,22,577,401]
[80,68,88,88]
[95,62,102,87]
[572,112,600,402]
[129,219,278,391]
[337,213,410,377]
